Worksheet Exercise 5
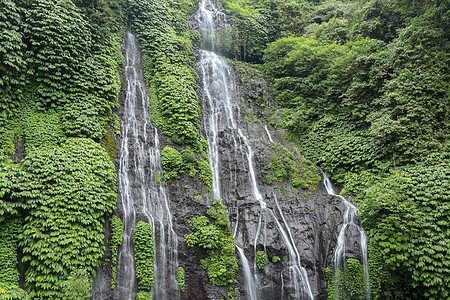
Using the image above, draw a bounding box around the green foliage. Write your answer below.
[255,251,269,271]
[272,256,280,263]
[15,138,117,299]
[133,221,155,290]
[0,218,21,284]
[110,216,123,289]
[221,0,278,62]
[325,258,365,300]
[177,267,185,292]
[136,291,152,300]
[0,282,29,300]
[128,0,201,145]
[61,269,92,300]
[161,146,184,179]
[265,144,321,189]
[184,199,238,286]
[182,146,198,177]
[198,158,213,194]
[0,0,124,298]
[23,111,65,155]
[154,171,161,186]
[0,0,26,130]
[262,2,449,184]
[160,145,212,192]
[358,161,450,299]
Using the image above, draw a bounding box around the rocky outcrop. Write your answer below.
[164,59,366,299]
[93,21,366,300]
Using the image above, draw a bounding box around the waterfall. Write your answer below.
[321,171,370,299]
[114,30,179,300]
[264,125,274,143]
[195,1,313,298]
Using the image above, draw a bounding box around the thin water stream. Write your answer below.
[321,171,370,299]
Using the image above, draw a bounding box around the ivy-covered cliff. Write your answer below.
[1,0,449,299]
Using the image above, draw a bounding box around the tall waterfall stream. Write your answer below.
[92,3,371,299]
[113,31,179,300]
[195,0,313,298]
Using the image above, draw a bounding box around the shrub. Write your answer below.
[133,221,155,290]
[184,199,238,286]
[256,251,269,271]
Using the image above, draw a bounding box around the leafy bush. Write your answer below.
[255,251,269,271]
[184,199,238,286]
[16,138,117,299]
[136,291,152,300]
[161,146,184,179]
[110,216,124,289]
[177,267,185,292]
[133,221,155,290]
[62,269,92,300]
[0,282,29,300]
[358,161,450,299]
[325,258,365,300]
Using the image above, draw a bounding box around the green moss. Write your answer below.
[265,145,320,190]
[184,199,238,286]
[133,221,155,290]
[256,251,269,271]
[103,129,117,161]
[177,267,185,292]
[110,216,123,289]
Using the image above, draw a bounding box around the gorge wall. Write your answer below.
[93,2,368,299]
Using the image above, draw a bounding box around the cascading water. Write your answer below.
[264,125,274,143]
[195,1,313,298]
[114,30,179,300]
[321,171,370,299]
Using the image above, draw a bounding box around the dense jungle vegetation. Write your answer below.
[212,0,449,298]
[0,0,449,299]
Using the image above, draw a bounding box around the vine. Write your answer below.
[16,138,117,299]
[177,267,185,292]
[184,199,238,286]
[255,251,269,271]
[110,216,124,289]
[133,221,155,290]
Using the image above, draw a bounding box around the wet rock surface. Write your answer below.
[93,21,366,300]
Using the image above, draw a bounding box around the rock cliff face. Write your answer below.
[167,54,365,299]
[94,14,366,300]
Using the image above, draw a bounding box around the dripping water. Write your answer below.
[264,125,274,143]
[321,171,370,299]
